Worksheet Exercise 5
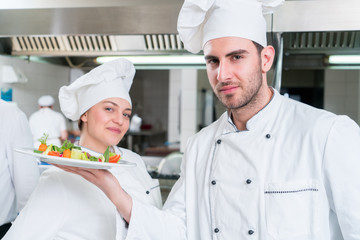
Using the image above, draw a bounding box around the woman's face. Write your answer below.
[80,97,132,152]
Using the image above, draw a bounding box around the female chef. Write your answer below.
[4,58,162,240]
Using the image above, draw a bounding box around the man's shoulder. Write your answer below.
[281,95,336,119]
[190,112,227,140]
[0,101,27,124]
[279,96,343,132]
[45,109,66,120]
[0,100,24,116]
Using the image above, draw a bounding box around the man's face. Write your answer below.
[203,37,265,110]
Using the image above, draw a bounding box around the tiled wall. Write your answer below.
[324,69,360,124]
[168,69,198,152]
[168,69,182,146]
[0,55,70,119]
[179,69,198,152]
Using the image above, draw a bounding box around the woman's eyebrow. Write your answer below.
[104,101,132,112]
[103,101,118,106]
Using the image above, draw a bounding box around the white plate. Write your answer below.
[15,148,137,169]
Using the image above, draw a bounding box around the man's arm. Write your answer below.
[323,116,360,239]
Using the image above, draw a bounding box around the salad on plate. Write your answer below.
[35,133,122,164]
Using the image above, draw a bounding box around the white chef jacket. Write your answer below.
[29,108,67,147]
[4,147,162,240]
[124,89,360,240]
[0,100,40,226]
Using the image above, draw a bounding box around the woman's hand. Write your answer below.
[53,164,133,222]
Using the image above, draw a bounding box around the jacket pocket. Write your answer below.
[264,180,320,239]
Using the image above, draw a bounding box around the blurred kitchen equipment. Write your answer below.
[141,155,163,172]
[157,152,183,175]
[129,113,142,132]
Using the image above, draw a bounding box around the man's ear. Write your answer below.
[261,45,275,73]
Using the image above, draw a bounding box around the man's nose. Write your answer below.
[217,61,232,82]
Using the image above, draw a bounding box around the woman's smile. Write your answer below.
[107,127,122,134]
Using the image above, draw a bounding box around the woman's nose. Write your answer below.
[113,113,124,125]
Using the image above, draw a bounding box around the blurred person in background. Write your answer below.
[0,100,40,239]
[4,58,162,240]
[29,95,68,148]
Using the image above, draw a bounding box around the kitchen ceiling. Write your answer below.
[0,0,359,70]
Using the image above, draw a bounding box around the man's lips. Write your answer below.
[219,85,238,94]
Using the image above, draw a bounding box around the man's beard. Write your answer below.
[215,65,263,110]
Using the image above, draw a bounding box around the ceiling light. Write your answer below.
[328,55,360,65]
[96,55,206,65]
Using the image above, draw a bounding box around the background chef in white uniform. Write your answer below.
[50,0,360,239]
[0,100,39,239]
[3,58,162,240]
[29,95,68,148]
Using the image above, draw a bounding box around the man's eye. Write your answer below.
[123,113,131,118]
[206,59,218,64]
[233,55,242,60]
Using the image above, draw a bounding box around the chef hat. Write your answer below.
[38,95,55,107]
[58,58,135,121]
[177,0,284,53]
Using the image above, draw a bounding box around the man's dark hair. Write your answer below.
[252,41,264,55]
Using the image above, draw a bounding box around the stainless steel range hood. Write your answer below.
[0,0,359,69]
[10,34,185,56]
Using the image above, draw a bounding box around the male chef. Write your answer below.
[57,0,360,239]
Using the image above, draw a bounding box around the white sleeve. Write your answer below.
[122,167,187,239]
[10,109,40,210]
[323,116,360,239]
[4,170,67,240]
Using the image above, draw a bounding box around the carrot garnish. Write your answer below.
[38,133,49,152]
[109,154,121,163]
[62,149,71,158]
[48,151,60,157]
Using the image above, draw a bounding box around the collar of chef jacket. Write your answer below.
[225,87,278,133]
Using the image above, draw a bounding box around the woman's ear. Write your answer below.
[261,45,275,73]
[80,112,88,123]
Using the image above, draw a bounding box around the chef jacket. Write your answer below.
[4,147,162,240]
[0,100,40,226]
[29,108,67,148]
[123,89,360,240]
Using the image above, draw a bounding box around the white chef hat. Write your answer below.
[58,58,135,121]
[38,95,55,107]
[177,0,284,54]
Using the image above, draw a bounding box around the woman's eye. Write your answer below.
[123,113,131,118]
[105,107,113,112]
